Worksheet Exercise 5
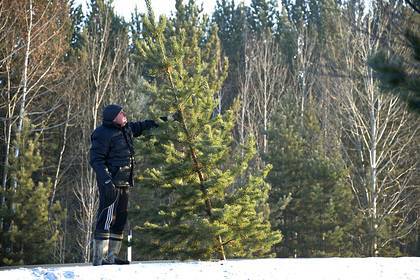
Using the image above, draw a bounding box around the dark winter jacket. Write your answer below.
[89,105,159,188]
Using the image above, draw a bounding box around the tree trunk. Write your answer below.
[50,103,71,209]
[15,0,33,157]
[368,71,379,257]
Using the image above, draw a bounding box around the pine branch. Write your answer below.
[405,0,420,14]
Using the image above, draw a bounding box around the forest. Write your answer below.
[0,0,419,265]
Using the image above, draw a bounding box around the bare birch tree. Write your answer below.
[0,0,70,228]
[338,11,419,256]
[237,33,288,156]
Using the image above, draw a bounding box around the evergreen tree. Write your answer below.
[212,1,247,110]
[213,0,246,63]
[0,119,63,265]
[265,100,356,257]
[274,8,298,68]
[131,0,281,260]
[369,21,420,114]
[248,0,279,35]
[130,8,144,49]
[281,0,343,44]
[69,0,85,51]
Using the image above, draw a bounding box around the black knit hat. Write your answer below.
[102,104,123,122]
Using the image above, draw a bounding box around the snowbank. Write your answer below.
[1,257,420,280]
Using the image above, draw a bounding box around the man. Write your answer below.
[89,104,175,265]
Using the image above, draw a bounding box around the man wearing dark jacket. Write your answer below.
[89,104,167,265]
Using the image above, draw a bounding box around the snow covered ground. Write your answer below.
[1,258,420,280]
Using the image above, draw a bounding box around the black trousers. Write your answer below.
[94,187,129,241]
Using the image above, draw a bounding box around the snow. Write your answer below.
[1,258,420,280]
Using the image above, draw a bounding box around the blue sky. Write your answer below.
[74,0,253,19]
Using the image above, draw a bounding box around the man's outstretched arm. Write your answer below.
[129,120,159,137]
[130,113,179,137]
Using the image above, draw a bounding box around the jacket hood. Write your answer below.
[102,104,123,126]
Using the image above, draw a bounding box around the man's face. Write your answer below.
[113,111,127,127]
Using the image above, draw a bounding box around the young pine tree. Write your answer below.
[130,0,281,260]
[0,118,63,265]
[265,101,356,257]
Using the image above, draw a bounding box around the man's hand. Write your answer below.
[172,110,182,122]
[162,110,181,122]
[103,179,117,204]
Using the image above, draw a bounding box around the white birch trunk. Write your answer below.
[50,103,72,208]
[15,0,33,162]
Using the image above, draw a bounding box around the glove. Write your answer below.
[160,110,181,122]
[172,110,182,122]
